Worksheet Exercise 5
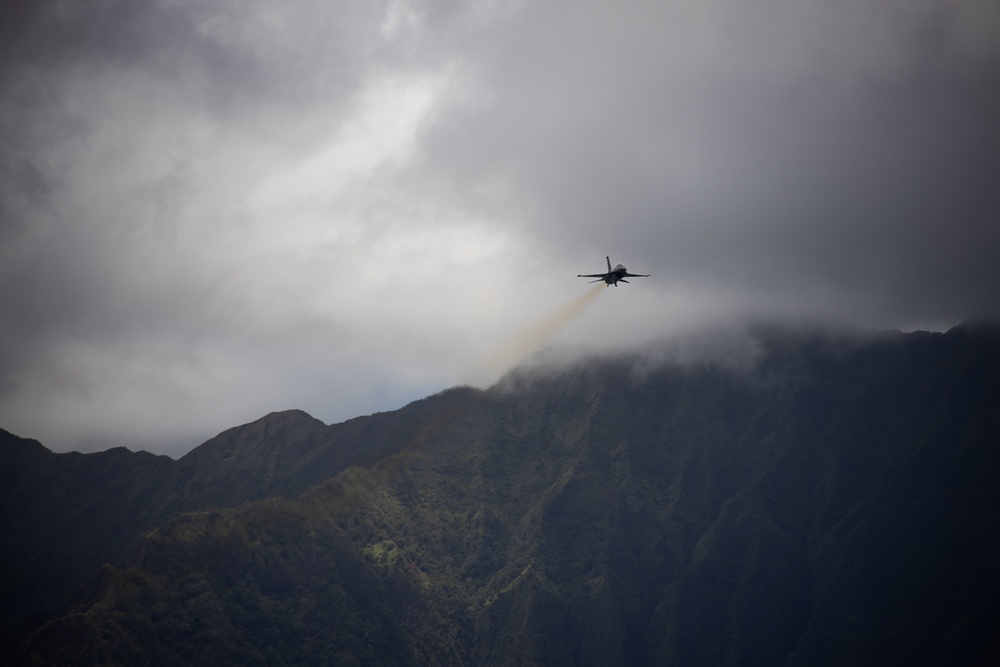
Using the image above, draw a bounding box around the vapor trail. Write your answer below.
[460,284,605,387]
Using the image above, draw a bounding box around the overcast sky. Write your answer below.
[2,0,998,456]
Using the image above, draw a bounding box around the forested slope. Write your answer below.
[6,322,1000,665]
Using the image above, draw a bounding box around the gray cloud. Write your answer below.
[421,0,1000,323]
[1,0,998,455]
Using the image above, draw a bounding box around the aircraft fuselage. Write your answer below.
[577,256,650,287]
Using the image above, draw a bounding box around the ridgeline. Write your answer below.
[3,322,999,665]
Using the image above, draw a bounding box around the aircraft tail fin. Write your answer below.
[606,256,611,273]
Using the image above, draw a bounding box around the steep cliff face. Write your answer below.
[6,323,1000,665]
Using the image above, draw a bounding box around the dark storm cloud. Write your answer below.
[419,0,1000,328]
[1,0,997,454]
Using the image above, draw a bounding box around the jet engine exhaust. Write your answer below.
[316,285,605,511]
[459,284,604,388]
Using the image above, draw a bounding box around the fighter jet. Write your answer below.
[578,256,650,287]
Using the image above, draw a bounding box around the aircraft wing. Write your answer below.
[578,273,610,278]
[622,272,650,277]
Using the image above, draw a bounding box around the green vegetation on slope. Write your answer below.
[7,323,1000,665]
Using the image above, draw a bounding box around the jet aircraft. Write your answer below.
[577,256,650,286]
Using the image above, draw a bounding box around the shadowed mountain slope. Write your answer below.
[0,432,174,657]
[0,387,480,661]
[6,322,1000,665]
[166,387,481,514]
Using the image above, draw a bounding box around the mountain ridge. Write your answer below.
[4,321,1000,665]
[0,386,481,660]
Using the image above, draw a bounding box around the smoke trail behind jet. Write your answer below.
[319,285,604,509]
[459,284,605,387]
